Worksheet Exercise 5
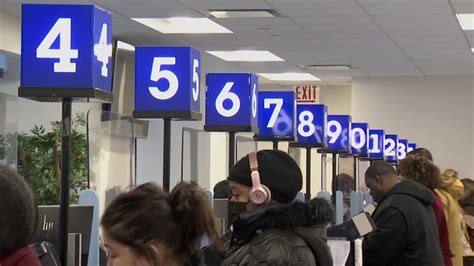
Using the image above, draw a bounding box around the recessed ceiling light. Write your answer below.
[258,73,321,81]
[456,14,474,30]
[209,10,275,18]
[132,17,232,34]
[301,65,351,70]
[206,50,284,62]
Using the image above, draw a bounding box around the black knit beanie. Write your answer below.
[228,150,303,203]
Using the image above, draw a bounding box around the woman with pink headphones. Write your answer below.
[223,149,334,266]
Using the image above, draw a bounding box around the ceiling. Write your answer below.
[1,0,473,87]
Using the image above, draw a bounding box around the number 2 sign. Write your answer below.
[205,73,258,131]
[135,47,201,118]
[21,4,112,92]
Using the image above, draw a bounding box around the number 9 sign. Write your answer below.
[134,47,201,118]
[205,73,258,131]
[327,115,351,152]
[21,4,113,93]
[295,104,327,146]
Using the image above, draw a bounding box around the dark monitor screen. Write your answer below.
[31,205,93,256]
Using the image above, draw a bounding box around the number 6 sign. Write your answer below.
[21,4,113,94]
[205,73,258,132]
[134,47,201,119]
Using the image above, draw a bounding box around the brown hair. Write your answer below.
[101,182,218,265]
[397,154,442,189]
[0,165,37,258]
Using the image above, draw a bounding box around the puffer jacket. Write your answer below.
[222,200,334,266]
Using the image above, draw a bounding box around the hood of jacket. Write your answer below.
[439,179,465,200]
[382,179,435,206]
[230,199,334,247]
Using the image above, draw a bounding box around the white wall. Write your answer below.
[352,76,474,178]
[0,11,20,54]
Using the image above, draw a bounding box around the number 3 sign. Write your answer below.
[21,4,112,93]
[134,47,201,119]
[205,73,258,132]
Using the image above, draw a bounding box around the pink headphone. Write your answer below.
[248,151,271,205]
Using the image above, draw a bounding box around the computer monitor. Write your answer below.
[31,205,93,261]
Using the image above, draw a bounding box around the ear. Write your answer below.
[149,243,162,265]
[374,175,383,188]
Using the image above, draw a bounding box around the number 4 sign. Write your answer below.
[21,4,113,95]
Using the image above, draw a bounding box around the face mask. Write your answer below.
[227,201,247,228]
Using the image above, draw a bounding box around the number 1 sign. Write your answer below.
[21,4,113,98]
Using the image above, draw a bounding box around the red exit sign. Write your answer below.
[295,85,319,103]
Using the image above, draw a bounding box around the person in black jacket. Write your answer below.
[222,150,334,266]
[363,161,444,266]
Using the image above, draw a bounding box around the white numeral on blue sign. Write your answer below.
[149,57,179,100]
[264,98,283,128]
[216,82,240,117]
[298,111,315,137]
[385,139,396,156]
[351,128,366,150]
[398,143,407,159]
[370,134,381,153]
[252,84,257,118]
[192,59,199,101]
[36,18,78,73]
[94,23,112,77]
[327,120,342,144]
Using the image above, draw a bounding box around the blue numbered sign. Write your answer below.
[368,129,385,159]
[295,104,327,146]
[384,134,398,163]
[351,123,369,155]
[407,143,417,153]
[327,115,351,152]
[21,4,112,91]
[205,73,258,130]
[256,91,294,138]
[398,139,409,160]
[135,47,201,116]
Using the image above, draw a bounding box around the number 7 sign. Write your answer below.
[256,91,295,138]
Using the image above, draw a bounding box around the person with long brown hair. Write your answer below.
[101,182,219,266]
[398,154,453,266]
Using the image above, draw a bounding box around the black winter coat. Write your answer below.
[222,200,334,266]
[363,179,444,266]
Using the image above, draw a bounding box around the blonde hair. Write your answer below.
[440,169,465,199]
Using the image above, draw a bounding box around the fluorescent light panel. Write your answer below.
[456,14,474,30]
[209,10,275,18]
[258,73,321,81]
[207,50,284,62]
[132,17,232,33]
[471,48,474,53]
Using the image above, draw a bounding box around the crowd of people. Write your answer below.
[1,147,474,266]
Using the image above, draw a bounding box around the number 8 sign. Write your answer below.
[205,73,258,131]
[21,4,112,92]
[295,104,327,146]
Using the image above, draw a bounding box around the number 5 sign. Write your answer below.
[134,47,201,119]
[205,73,258,132]
[21,4,113,96]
